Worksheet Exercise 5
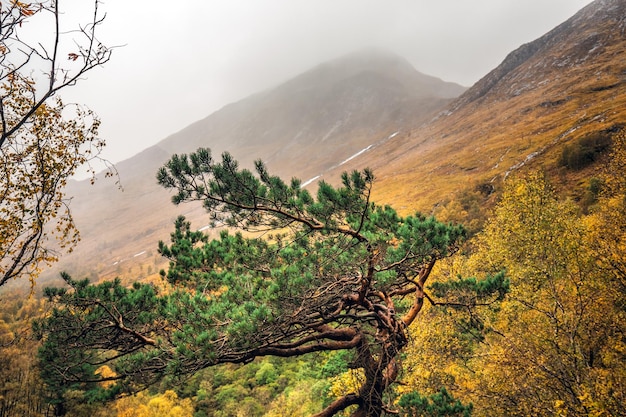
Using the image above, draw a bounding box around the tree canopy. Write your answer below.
[0,0,112,149]
[0,0,114,287]
[35,149,507,416]
[405,161,626,416]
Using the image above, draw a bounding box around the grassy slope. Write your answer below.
[32,51,460,289]
[47,2,626,290]
[333,2,626,215]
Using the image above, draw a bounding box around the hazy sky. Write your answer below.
[58,0,593,167]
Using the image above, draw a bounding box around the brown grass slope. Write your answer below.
[154,48,464,180]
[335,0,626,214]
[44,49,463,284]
[41,0,626,286]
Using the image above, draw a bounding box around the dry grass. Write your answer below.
[36,8,626,288]
[335,21,626,216]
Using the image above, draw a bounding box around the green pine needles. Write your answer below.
[36,148,507,417]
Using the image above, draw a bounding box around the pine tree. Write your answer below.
[35,149,507,417]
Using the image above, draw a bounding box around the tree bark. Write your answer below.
[312,394,362,417]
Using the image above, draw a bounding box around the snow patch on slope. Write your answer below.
[301,131,401,188]
[301,175,321,187]
[339,145,374,166]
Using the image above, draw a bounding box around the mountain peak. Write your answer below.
[310,48,417,75]
[273,48,465,100]
[156,49,466,170]
[55,49,466,285]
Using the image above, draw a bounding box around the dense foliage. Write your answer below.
[34,149,507,416]
[558,131,612,170]
[401,132,626,416]
[398,388,472,417]
[6,131,621,417]
[0,291,49,416]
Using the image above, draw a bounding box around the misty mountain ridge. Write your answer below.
[55,48,464,284]
[344,0,626,210]
[151,48,464,179]
[270,48,465,99]
[456,0,625,107]
[94,49,462,184]
[37,0,626,287]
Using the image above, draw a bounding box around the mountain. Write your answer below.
[154,48,464,179]
[45,0,626,286]
[332,0,626,212]
[52,49,465,283]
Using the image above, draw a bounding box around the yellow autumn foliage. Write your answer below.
[115,390,193,417]
[455,169,626,416]
[264,380,327,417]
[0,75,108,287]
[398,157,626,416]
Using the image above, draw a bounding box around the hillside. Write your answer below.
[5,1,626,416]
[40,0,626,286]
[48,49,464,284]
[334,0,626,212]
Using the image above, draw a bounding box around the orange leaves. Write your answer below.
[13,1,36,17]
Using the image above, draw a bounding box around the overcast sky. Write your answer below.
[58,0,593,167]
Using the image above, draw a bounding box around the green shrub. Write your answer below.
[559,132,612,170]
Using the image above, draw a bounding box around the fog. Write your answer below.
[58,0,593,167]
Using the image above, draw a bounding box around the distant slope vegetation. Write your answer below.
[343,0,626,213]
[50,49,464,284]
